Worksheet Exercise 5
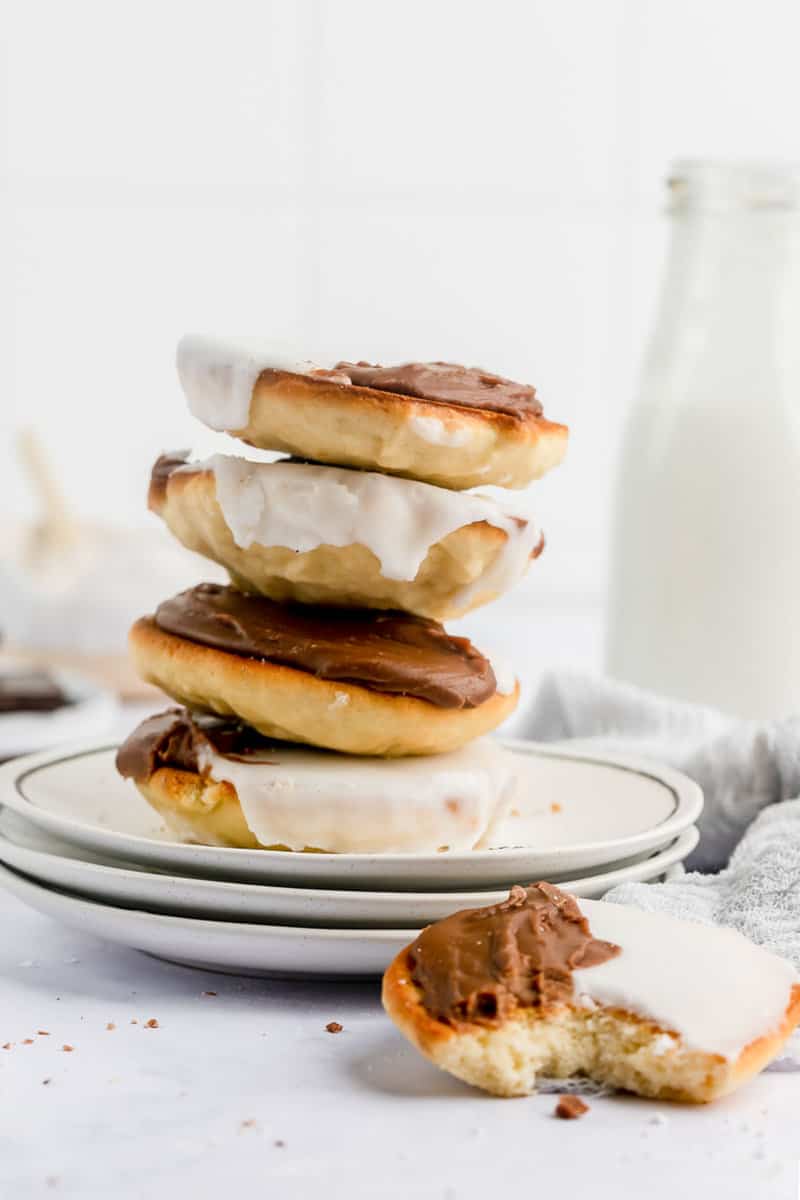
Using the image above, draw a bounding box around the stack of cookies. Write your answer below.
[116,336,567,856]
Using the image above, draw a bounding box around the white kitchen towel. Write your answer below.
[521,672,800,1068]
[522,672,800,872]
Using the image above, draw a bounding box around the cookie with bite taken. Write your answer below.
[383,883,800,1101]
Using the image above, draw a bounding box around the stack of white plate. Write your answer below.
[0,739,702,979]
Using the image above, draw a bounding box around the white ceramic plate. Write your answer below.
[0,810,698,927]
[0,860,684,979]
[0,670,118,760]
[0,739,703,890]
[0,860,405,977]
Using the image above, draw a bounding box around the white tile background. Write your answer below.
[2,0,800,658]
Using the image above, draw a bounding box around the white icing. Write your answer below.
[408,414,471,448]
[575,900,798,1061]
[177,334,335,432]
[493,665,517,695]
[203,453,541,592]
[477,647,517,695]
[198,738,520,854]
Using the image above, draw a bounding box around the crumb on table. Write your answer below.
[555,1095,589,1120]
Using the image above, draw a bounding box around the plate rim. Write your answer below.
[0,855,690,941]
[0,815,699,909]
[0,858,688,980]
[0,737,704,875]
[0,859,420,941]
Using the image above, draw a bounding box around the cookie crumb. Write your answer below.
[38,1030,50,1036]
[202,991,217,997]
[61,1044,74,1053]
[145,1018,159,1029]
[325,1021,343,1034]
[2,1043,11,1050]
[550,802,562,814]
[22,1038,34,1045]
[42,1078,51,1086]
[106,1023,116,1031]
[555,1095,589,1120]
[241,1119,256,1129]
[130,1019,138,1025]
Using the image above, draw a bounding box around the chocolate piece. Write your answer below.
[335,361,542,419]
[148,450,191,511]
[154,583,497,709]
[0,668,72,714]
[115,708,277,781]
[554,1095,589,1120]
[408,883,621,1029]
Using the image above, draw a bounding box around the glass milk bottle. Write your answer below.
[606,162,800,720]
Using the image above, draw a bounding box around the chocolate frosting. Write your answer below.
[148,450,191,511]
[334,361,543,419]
[408,883,621,1028]
[116,708,277,781]
[154,583,497,709]
[0,669,72,714]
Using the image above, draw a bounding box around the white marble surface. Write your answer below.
[1,880,799,1199]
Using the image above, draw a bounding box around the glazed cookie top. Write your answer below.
[149,452,543,598]
[333,361,542,419]
[153,583,498,709]
[409,883,620,1028]
[176,334,544,430]
[406,884,799,1060]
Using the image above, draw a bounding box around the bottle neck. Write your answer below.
[668,206,798,287]
[646,208,800,389]
[661,162,800,326]
[667,161,800,213]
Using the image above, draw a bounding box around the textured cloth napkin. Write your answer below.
[520,672,800,1068]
